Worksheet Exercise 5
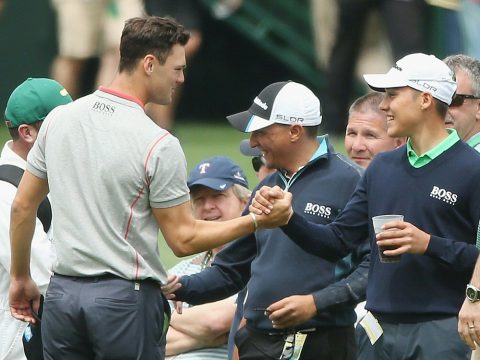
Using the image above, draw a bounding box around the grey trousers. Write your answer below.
[42,274,169,360]
[356,316,471,360]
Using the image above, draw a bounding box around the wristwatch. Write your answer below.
[466,284,480,303]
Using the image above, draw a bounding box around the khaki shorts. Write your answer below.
[52,0,144,58]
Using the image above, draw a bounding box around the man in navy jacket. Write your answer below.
[165,81,367,359]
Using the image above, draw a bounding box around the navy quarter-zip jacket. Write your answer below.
[175,136,368,333]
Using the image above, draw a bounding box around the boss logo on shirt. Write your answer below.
[304,202,332,218]
[92,102,116,115]
[430,186,458,205]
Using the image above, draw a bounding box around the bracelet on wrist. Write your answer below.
[249,212,258,231]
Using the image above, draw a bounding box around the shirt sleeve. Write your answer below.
[425,171,480,271]
[425,235,479,272]
[281,175,370,260]
[313,240,369,311]
[146,135,190,208]
[175,233,256,305]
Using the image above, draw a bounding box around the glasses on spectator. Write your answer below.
[252,156,266,172]
[450,94,480,107]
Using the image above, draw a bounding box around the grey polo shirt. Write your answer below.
[27,88,190,283]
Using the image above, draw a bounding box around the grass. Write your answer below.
[0,120,345,269]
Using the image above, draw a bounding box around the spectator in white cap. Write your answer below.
[165,81,368,359]
[252,54,480,359]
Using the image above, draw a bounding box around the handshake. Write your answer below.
[249,185,293,229]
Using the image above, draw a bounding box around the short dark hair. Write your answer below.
[119,16,190,73]
[8,120,43,141]
[349,92,385,117]
[304,125,319,138]
[7,127,19,140]
[434,98,449,118]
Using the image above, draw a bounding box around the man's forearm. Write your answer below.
[281,212,351,260]
[314,251,369,311]
[166,325,229,356]
[425,235,479,272]
[166,327,205,356]
[9,171,49,279]
[156,194,291,257]
[154,204,256,257]
[10,199,37,278]
[170,299,235,340]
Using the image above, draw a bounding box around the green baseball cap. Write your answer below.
[4,78,73,128]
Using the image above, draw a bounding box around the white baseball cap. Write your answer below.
[363,53,457,105]
[227,81,322,132]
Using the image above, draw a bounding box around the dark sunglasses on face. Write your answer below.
[252,156,266,172]
[450,94,480,107]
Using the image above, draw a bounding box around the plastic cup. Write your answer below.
[372,214,404,263]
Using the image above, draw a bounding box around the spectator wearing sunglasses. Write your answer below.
[444,55,480,355]
[165,81,367,359]
[444,55,480,151]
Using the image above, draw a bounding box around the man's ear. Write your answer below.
[143,54,155,75]
[289,124,303,142]
[17,124,36,144]
[420,92,433,110]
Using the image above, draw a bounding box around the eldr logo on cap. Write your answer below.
[227,81,322,133]
[363,53,457,105]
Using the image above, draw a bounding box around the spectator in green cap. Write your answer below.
[0,78,71,360]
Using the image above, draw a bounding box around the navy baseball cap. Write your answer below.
[239,139,262,157]
[188,156,249,191]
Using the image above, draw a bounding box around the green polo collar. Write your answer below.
[406,129,460,168]
[467,133,480,149]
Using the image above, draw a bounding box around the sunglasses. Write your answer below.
[252,156,266,172]
[450,94,480,107]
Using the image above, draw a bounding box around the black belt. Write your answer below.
[53,273,160,285]
[247,324,351,336]
[371,312,453,324]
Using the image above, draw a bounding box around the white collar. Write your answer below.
[0,140,27,169]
